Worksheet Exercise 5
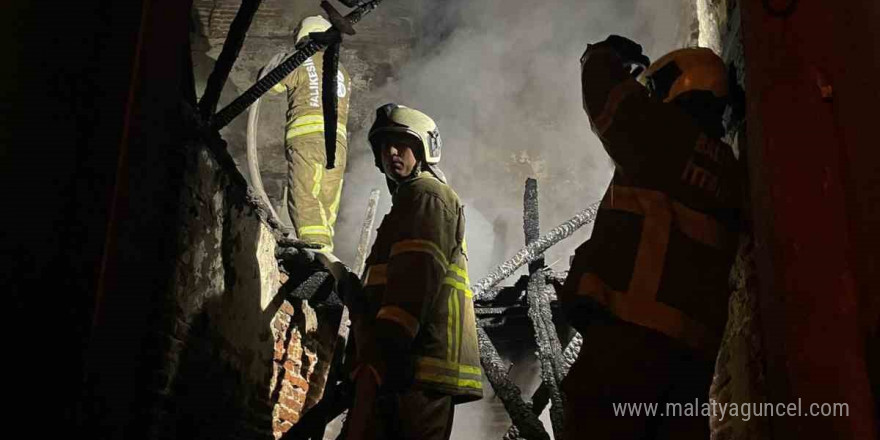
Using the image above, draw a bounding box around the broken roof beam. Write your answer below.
[505,332,582,439]
[199,0,264,117]
[211,0,386,130]
[525,270,565,438]
[523,178,544,272]
[523,177,563,412]
[477,328,550,440]
[472,202,600,300]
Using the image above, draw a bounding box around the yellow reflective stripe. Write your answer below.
[442,277,473,299]
[390,239,449,269]
[271,83,286,94]
[311,162,323,198]
[377,305,420,339]
[298,225,332,237]
[415,372,483,390]
[449,264,469,284]
[286,124,322,138]
[292,115,325,126]
[454,291,461,364]
[364,264,387,286]
[328,179,343,225]
[317,198,331,236]
[447,294,454,362]
[286,115,348,140]
[575,272,713,349]
[285,126,348,139]
[416,357,482,376]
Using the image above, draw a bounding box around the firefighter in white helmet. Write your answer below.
[270,15,352,252]
[345,104,482,440]
[560,36,741,439]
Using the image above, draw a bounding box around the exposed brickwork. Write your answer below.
[194,0,295,39]
[269,298,319,439]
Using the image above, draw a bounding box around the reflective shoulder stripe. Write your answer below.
[575,272,713,350]
[592,78,643,135]
[390,239,449,269]
[271,83,286,94]
[376,305,420,339]
[363,264,387,287]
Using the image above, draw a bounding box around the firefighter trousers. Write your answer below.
[358,387,455,440]
[561,320,716,440]
[286,136,346,251]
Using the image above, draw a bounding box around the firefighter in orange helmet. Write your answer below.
[560,35,741,439]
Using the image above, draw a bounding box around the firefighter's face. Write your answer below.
[380,135,419,180]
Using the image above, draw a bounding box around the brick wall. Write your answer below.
[147,140,341,439]
[270,299,318,438]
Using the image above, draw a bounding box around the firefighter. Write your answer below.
[560,35,741,439]
[347,104,483,440]
[271,15,352,252]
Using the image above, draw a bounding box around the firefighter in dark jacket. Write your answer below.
[348,104,483,440]
[560,35,740,439]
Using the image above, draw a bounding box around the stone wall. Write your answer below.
[148,142,338,439]
[698,1,773,439]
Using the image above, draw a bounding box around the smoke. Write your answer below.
[334,0,685,280]
[327,0,687,438]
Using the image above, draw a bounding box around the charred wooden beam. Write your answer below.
[505,332,582,439]
[523,178,544,272]
[199,0,263,117]
[477,328,550,440]
[473,202,600,299]
[211,0,386,130]
[524,270,565,439]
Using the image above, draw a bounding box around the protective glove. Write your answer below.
[276,238,322,269]
[600,34,651,76]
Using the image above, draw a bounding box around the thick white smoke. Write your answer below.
[330,1,687,437]
[335,0,687,280]
[326,0,692,439]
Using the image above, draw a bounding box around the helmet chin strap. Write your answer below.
[385,160,422,184]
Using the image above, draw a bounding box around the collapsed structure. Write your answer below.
[186,1,597,438]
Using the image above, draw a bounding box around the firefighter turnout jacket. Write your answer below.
[272,53,352,250]
[360,173,483,403]
[561,43,741,351]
